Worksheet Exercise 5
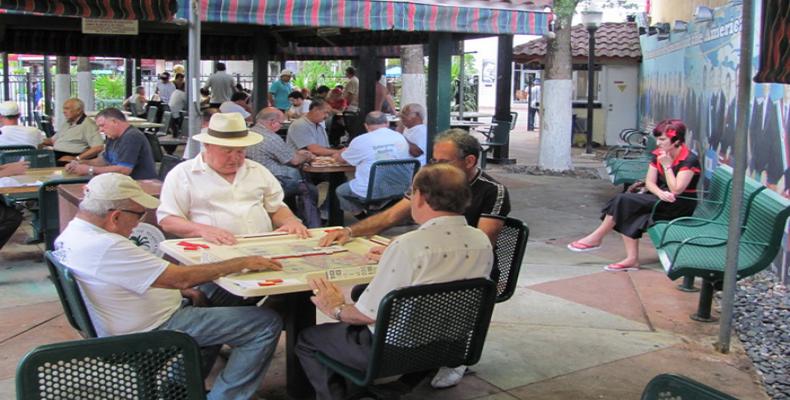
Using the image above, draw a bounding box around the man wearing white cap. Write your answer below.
[55,173,283,400]
[158,112,308,245]
[0,101,45,148]
[269,69,294,113]
[204,62,236,108]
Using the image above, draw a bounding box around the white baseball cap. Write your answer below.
[0,101,19,117]
[83,173,160,209]
[280,69,293,77]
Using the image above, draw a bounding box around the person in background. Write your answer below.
[203,62,236,109]
[169,80,187,135]
[399,103,427,165]
[155,72,176,104]
[173,73,185,91]
[122,86,148,117]
[0,160,28,250]
[296,163,494,400]
[0,101,45,148]
[219,92,253,123]
[43,98,104,164]
[374,71,395,114]
[65,108,157,180]
[286,99,340,157]
[343,67,359,112]
[287,91,312,120]
[269,69,294,113]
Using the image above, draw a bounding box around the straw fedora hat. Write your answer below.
[192,112,262,147]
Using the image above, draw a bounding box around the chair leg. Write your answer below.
[690,278,718,322]
[677,276,700,292]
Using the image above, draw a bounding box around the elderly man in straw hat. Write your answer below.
[158,112,309,245]
[55,173,283,400]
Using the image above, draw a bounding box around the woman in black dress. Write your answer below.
[568,119,700,271]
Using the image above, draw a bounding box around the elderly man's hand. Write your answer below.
[2,160,29,176]
[240,256,282,272]
[318,227,352,247]
[200,225,238,245]
[65,161,90,176]
[308,277,345,317]
[275,217,310,239]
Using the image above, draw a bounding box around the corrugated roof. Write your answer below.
[513,22,641,65]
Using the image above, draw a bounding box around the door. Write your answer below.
[603,65,639,145]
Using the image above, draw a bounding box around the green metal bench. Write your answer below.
[16,331,207,400]
[603,128,649,167]
[641,373,738,400]
[649,185,790,322]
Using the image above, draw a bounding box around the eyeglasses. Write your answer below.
[111,209,146,220]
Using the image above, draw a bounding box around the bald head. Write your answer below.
[255,107,286,132]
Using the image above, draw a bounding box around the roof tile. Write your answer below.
[514,22,641,64]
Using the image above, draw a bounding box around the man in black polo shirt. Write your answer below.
[65,108,157,180]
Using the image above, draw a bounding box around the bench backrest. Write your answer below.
[739,188,790,277]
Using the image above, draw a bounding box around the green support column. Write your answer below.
[490,34,515,164]
[252,31,270,114]
[427,32,452,162]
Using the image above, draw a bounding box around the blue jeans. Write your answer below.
[335,182,366,214]
[278,175,321,228]
[156,304,282,400]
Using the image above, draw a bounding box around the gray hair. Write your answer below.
[255,107,283,124]
[96,107,127,122]
[403,103,425,121]
[79,198,133,217]
[65,98,85,113]
[364,111,388,126]
[435,128,481,161]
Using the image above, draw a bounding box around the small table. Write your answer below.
[58,179,162,231]
[451,111,494,121]
[0,168,75,195]
[301,160,355,226]
[159,229,388,398]
[450,120,495,131]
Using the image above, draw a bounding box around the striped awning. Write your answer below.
[0,0,177,21]
[178,0,549,35]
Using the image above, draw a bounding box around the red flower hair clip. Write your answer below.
[665,128,677,138]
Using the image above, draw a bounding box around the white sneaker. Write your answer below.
[430,365,467,389]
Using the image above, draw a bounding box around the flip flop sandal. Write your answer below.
[567,241,601,252]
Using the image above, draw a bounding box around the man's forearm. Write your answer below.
[160,216,207,238]
[80,145,103,160]
[348,199,410,237]
[306,144,337,156]
[154,258,253,289]
[271,206,299,227]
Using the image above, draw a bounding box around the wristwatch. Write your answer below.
[332,304,347,321]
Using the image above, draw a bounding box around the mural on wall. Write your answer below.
[639,0,790,283]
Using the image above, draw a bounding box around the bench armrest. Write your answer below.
[656,217,730,248]
[669,235,729,268]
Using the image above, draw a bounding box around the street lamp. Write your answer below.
[581,5,602,154]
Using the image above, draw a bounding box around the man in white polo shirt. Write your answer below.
[55,173,283,400]
[0,101,45,148]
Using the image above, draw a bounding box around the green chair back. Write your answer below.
[316,278,497,386]
[145,131,164,162]
[44,251,97,338]
[0,144,36,153]
[16,331,207,400]
[492,217,529,303]
[38,178,90,251]
[159,154,184,181]
[0,148,55,167]
[641,374,737,400]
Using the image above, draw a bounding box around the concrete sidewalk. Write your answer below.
[0,121,768,399]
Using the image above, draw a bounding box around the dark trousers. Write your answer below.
[278,175,322,228]
[0,202,23,249]
[528,107,538,130]
[296,322,372,400]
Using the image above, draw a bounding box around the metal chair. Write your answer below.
[316,278,497,394]
[641,374,738,400]
[159,154,184,181]
[157,110,173,136]
[0,148,55,167]
[38,178,90,251]
[509,111,518,130]
[144,131,164,162]
[146,105,159,123]
[16,331,207,400]
[0,144,36,154]
[491,216,529,303]
[478,117,510,169]
[44,251,98,338]
[361,159,420,213]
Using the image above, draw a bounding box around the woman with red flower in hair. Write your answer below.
[567,119,700,271]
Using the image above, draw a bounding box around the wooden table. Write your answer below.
[58,179,163,230]
[160,229,388,398]
[130,121,164,130]
[450,120,496,131]
[302,161,355,226]
[0,168,75,195]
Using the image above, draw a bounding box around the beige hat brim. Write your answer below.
[192,130,263,147]
[131,192,161,209]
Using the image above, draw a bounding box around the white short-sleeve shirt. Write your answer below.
[341,127,411,196]
[402,124,427,165]
[53,218,181,337]
[0,125,45,148]
[355,215,494,332]
[157,154,286,235]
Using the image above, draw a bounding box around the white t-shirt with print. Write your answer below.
[341,127,410,196]
[402,124,427,165]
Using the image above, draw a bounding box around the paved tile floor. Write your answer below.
[0,106,769,399]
